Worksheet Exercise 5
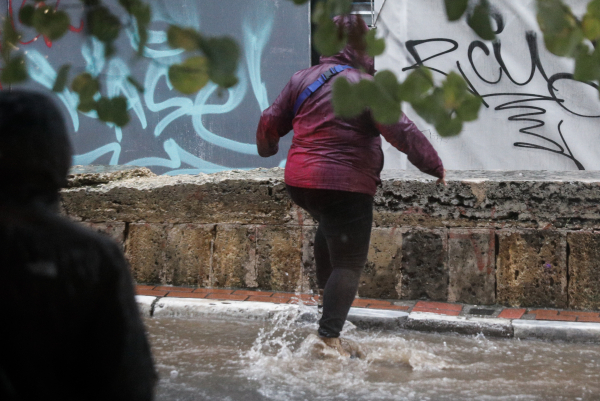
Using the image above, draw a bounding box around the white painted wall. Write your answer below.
[375,0,599,171]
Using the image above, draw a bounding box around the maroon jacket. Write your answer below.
[256,24,444,196]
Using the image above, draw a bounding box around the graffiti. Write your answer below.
[377,0,599,171]
[400,19,598,170]
[2,0,309,174]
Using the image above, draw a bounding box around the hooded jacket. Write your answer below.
[256,16,444,196]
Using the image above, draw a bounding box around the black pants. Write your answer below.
[287,185,373,338]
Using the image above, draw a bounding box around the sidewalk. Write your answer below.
[136,285,600,343]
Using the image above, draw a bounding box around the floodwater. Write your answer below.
[146,307,600,401]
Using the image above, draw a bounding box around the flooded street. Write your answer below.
[146,309,600,401]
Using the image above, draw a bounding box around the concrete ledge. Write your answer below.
[405,312,514,338]
[513,320,600,342]
[347,307,408,331]
[135,295,156,317]
[152,297,297,320]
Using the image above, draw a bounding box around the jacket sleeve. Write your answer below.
[256,79,295,157]
[376,114,445,179]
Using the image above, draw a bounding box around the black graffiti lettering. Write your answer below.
[481,93,584,169]
[490,11,505,35]
[402,39,459,75]
[399,28,596,170]
[468,41,502,84]
[456,61,490,108]
[548,73,600,118]
[493,32,553,86]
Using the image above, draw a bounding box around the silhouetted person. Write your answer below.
[0,90,156,400]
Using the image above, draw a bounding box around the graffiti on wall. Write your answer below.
[2,0,309,174]
[376,0,600,171]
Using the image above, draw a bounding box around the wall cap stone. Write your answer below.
[68,165,155,188]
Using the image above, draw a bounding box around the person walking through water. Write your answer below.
[256,15,446,357]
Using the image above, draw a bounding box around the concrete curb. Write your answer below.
[513,320,600,342]
[137,295,600,343]
[405,312,513,338]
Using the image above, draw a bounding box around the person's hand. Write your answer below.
[436,169,447,186]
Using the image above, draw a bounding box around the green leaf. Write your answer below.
[436,116,463,137]
[71,73,100,101]
[328,0,353,16]
[314,17,346,56]
[32,6,71,41]
[374,70,402,102]
[441,71,468,109]
[370,96,401,125]
[574,45,600,81]
[167,26,202,51]
[96,96,130,127]
[77,98,97,113]
[399,67,433,103]
[0,56,28,84]
[202,37,240,88]
[366,29,385,57]
[52,64,71,92]
[132,3,151,56]
[290,0,310,4]
[118,0,135,13]
[168,56,210,94]
[2,16,21,61]
[455,95,482,122]
[332,76,365,118]
[467,0,495,41]
[132,3,151,25]
[411,88,447,126]
[19,5,35,27]
[588,0,600,18]
[583,14,600,41]
[353,78,402,124]
[537,0,583,57]
[444,0,469,21]
[87,6,121,43]
[127,76,145,93]
[544,27,584,57]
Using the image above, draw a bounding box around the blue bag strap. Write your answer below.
[293,65,354,116]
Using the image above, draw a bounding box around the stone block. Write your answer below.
[301,225,318,293]
[62,169,293,225]
[212,225,257,289]
[68,165,155,188]
[448,229,496,305]
[79,221,126,248]
[125,223,213,286]
[567,232,600,310]
[400,229,448,301]
[256,225,302,292]
[358,227,403,299]
[496,230,567,308]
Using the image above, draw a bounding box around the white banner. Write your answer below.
[375,0,599,171]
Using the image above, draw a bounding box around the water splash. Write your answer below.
[239,304,456,401]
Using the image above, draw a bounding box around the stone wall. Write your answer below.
[62,167,600,311]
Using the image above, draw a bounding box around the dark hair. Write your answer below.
[0,90,72,203]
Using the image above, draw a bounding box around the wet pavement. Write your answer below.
[146,311,600,401]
